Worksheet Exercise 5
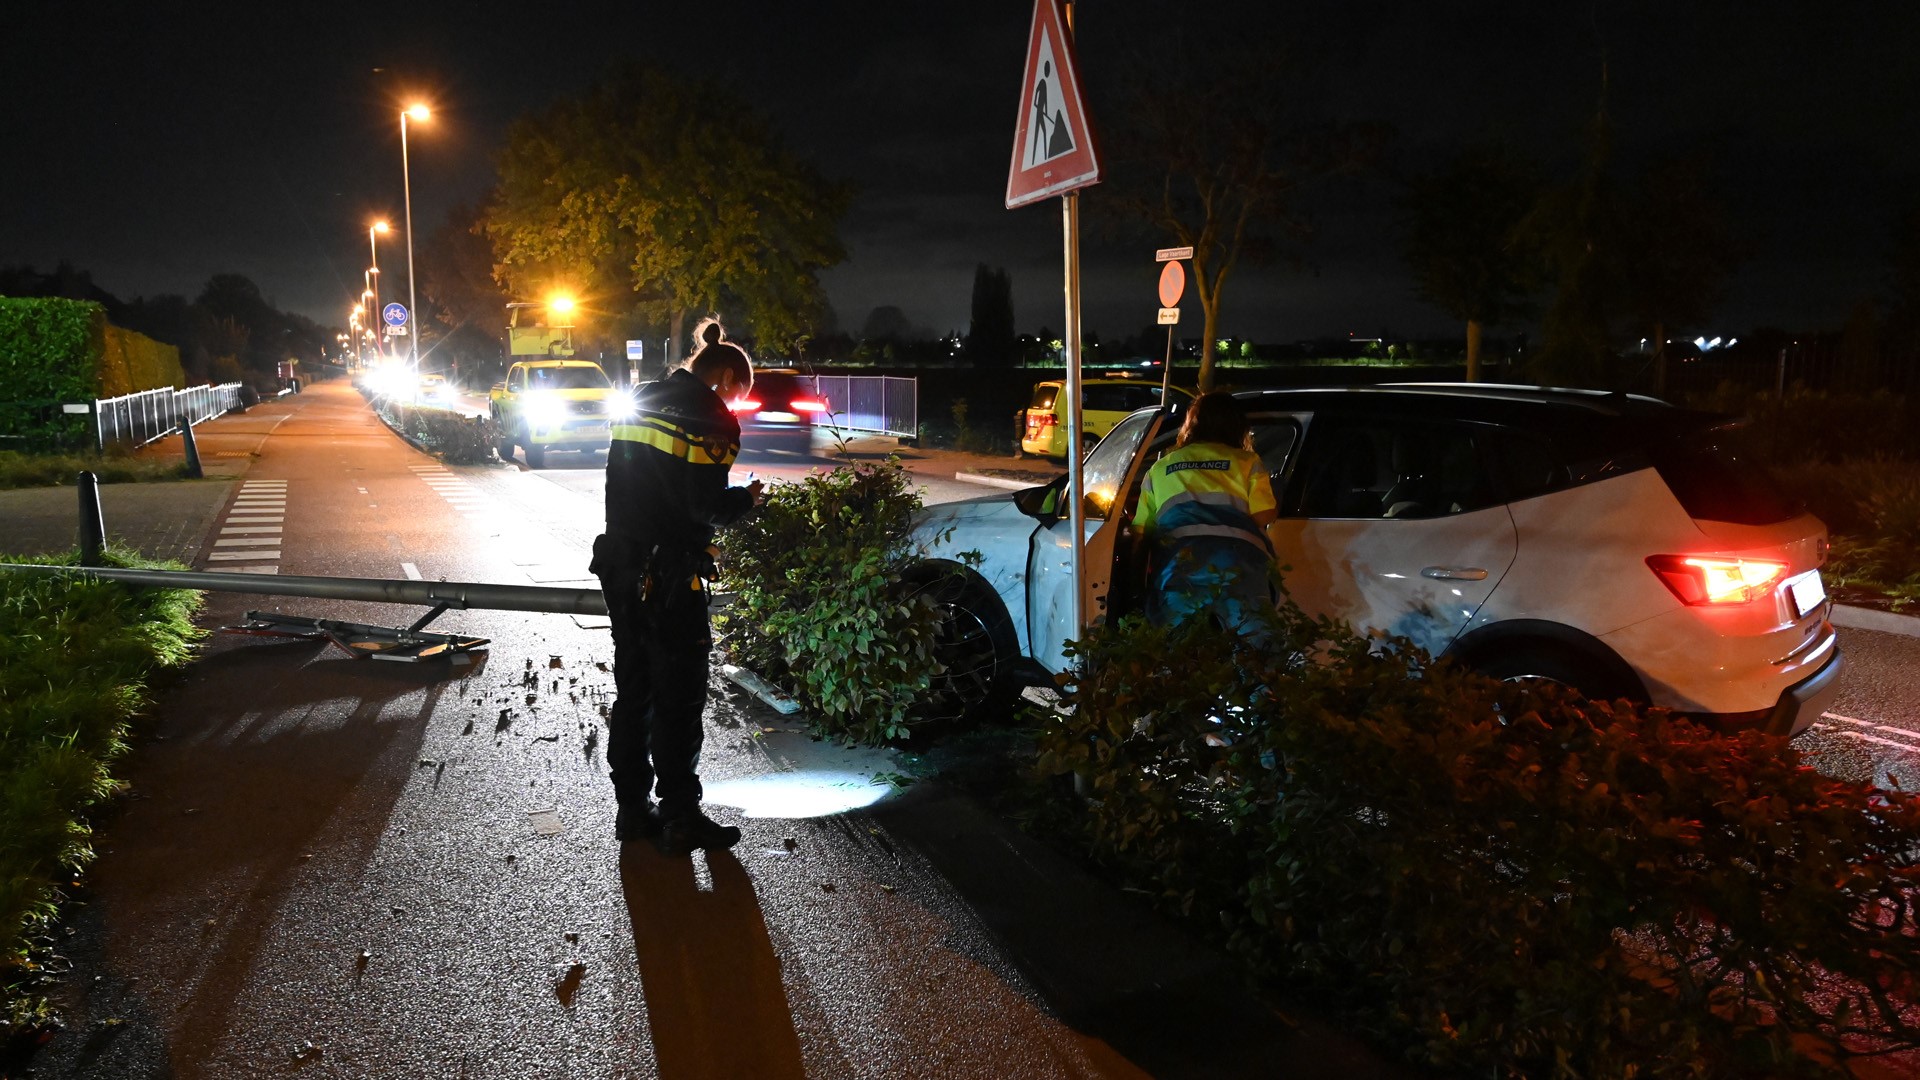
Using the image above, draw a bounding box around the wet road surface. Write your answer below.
[28,382,1365,1079]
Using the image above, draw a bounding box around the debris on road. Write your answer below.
[548,655,563,669]
[721,663,802,714]
[554,962,587,1008]
[527,808,565,837]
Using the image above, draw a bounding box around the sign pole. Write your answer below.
[1063,186,1086,638]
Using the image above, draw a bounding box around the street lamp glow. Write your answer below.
[397,102,433,374]
[371,220,390,234]
[548,295,576,315]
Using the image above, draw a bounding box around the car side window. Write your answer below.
[508,367,524,392]
[1492,428,1571,501]
[1250,420,1300,487]
[1030,385,1059,410]
[1079,410,1157,520]
[1292,415,1498,519]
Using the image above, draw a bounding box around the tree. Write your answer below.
[860,305,912,344]
[418,202,510,384]
[1104,34,1379,391]
[485,64,849,364]
[1399,145,1540,382]
[1620,157,1737,395]
[965,265,1015,368]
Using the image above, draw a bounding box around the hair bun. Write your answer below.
[700,322,724,346]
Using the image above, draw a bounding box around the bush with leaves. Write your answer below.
[1038,598,1920,1077]
[719,458,947,743]
[371,398,499,464]
[1,548,204,1032]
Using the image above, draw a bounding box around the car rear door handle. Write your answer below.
[1422,566,1488,581]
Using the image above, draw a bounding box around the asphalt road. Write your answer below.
[27,382,1372,1080]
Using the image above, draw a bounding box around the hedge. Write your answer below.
[0,297,181,449]
[1040,600,1920,1077]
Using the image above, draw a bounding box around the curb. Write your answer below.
[1833,603,1920,638]
[952,471,1047,491]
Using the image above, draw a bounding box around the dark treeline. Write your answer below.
[0,262,333,390]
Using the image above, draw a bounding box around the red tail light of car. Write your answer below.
[728,399,762,414]
[791,398,828,413]
[1646,554,1788,605]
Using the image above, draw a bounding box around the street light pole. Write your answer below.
[367,220,388,363]
[399,105,429,375]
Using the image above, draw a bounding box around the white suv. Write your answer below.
[910,384,1843,734]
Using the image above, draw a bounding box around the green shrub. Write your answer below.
[1687,386,1915,466]
[0,549,204,1030]
[0,450,193,490]
[1769,456,1920,603]
[719,459,947,743]
[1038,602,1920,1077]
[374,398,499,464]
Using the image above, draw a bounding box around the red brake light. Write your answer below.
[791,398,828,413]
[1646,554,1788,605]
[728,398,761,414]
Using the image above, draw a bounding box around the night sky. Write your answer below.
[5,1,1916,346]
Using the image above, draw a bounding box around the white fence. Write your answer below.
[95,383,244,450]
[804,375,917,439]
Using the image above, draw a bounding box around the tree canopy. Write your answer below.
[1103,32,1379,391]
[1399,145,1541,382]
[484,65,850,360]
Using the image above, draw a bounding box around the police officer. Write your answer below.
[1133,392,1279,643]
[591,318,763,854]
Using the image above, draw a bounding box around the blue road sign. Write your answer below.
[382,302,408,327]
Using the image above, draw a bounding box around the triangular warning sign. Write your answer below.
[1006,0,1100,209]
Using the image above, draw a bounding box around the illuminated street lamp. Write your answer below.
[367,220,389,355]
[398,104,430,374]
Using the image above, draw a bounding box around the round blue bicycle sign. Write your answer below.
[381,302,408,327]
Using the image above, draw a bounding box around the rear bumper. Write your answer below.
[1766,650,1845,737]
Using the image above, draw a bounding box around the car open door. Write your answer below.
[1024,409,1168,671]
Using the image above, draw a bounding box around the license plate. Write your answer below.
[1788,571,1827,618]
[759,411,799,423]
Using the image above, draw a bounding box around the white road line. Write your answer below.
[214,538,283,547]
[402,562,422,580]
[219,527,282,536]
[208,550,281,561]
[225,517,284,524]
[227,565,280,575]
[1822,712,1920,744]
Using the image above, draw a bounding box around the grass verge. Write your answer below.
[0,548,204,1035]
[0,450,192,491]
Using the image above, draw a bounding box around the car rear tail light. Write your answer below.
[728,399,761,414]
[1645,554,1788,605]
[791,398,828,413]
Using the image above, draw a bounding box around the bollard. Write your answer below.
[77,471,105,566]
[179,413,204,479]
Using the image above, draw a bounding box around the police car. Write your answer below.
[908,384,1843,734]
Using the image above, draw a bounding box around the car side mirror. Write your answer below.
[1013,475,1067,526]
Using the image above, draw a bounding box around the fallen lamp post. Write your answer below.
[0,562,608,662]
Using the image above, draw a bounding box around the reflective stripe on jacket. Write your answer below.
[1135,441,1276,554]
[604,369,752,557]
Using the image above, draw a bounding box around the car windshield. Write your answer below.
[529,366,609,391]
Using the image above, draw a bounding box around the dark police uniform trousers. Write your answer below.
[591,369,753,820]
